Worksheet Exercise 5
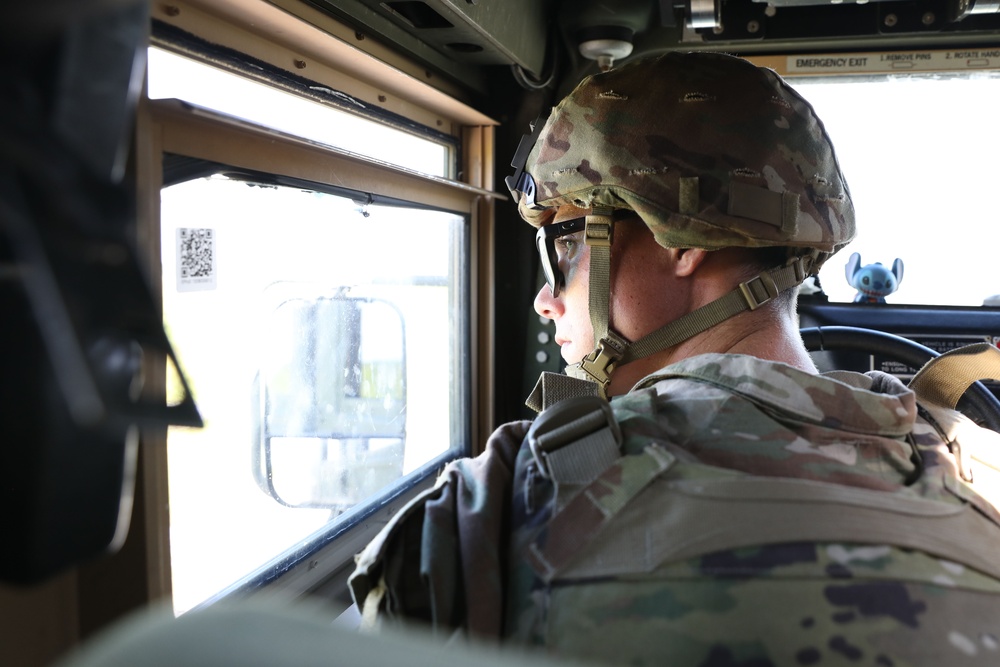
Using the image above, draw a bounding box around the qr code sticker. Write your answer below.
[177,228,217,292]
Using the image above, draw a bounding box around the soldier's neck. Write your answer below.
[606,308,816,396]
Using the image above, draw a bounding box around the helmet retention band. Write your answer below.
[620,253,816,363]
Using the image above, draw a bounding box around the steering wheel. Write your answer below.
[800,326,1000,433]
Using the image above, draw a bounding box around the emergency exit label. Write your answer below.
[786,49,1000,75]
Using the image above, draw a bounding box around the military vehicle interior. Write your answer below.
[2,0,1000,664]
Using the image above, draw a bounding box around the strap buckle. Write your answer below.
[526,395,623,479]
[739,272,779,311]
[577,335,626,398]
[584,207,614,248]
[789,255,809,283]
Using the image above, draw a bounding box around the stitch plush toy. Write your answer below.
[845,252,903,303]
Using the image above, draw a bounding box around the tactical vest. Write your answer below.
[502,365,1000,666]
[352,348,1000,666]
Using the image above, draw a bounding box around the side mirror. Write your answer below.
[252,291,406,509]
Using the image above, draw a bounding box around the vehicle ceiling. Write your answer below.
[303,0,1000,95]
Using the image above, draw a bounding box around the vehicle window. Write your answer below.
[161,176,467,615]
[790,72,1000,306]
[151,49,469,615]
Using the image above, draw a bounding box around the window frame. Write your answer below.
[134,0,499,615]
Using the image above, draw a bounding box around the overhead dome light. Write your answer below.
[576,26,634,71]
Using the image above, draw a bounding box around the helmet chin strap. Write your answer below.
[526,207,621,411]
[526,207,819,412]
[565,207,627,398]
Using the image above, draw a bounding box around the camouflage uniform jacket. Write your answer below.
[350,353,1000,666]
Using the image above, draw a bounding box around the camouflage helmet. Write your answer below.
[508,51,855,268]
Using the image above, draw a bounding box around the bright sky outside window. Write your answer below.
[793,73,1000,307]
[147,46,450,177]
[161,177,467,615]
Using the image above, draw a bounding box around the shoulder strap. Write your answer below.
[525,395,622,484]
[525,371,600,413]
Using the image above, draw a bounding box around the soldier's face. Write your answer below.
[533,227,594,364]
[534,219,688,367]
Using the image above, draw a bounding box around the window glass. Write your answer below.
[147,46,451,177]
[792,73,1000,306]
[161,176,467,615]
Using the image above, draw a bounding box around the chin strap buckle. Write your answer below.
[574,333,628,399]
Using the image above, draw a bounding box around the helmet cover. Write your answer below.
[514,51,855,267]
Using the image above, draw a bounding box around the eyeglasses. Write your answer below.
[536,218,586,298]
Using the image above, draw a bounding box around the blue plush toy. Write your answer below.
[845,252,903,303]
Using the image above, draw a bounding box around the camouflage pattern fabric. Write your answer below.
[515,52,855,269]
[350,354,1000,665]
[350,420,530,639]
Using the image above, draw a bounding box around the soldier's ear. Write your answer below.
[669,248,710,278]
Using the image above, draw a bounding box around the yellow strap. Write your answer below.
[909,342,1000,409]
[360,581,388,631]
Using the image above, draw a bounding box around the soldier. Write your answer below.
[351,51,1000,666]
